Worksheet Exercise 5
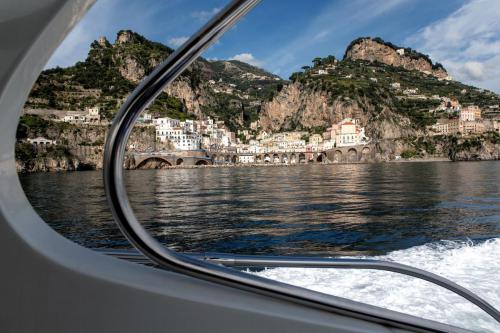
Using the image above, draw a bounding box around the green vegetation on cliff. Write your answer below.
[289,57,500,132]
[343,37,445,71]
[26,30,285,130]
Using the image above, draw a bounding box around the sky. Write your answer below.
[47,0,500,93]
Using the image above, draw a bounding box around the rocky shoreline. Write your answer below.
[16,155,500,173]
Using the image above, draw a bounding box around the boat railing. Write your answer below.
[101,0,500,330]
[98,248,500,325]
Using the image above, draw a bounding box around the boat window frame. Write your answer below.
[101,0,500,331]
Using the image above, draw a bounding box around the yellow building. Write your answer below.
[459,121,485,135]
[309,134,323,144]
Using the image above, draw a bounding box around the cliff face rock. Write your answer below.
[259,84,302,131]
[163,79,207,117]
[345,38,448,79]
[260,83,367,131]
[17,119,157,172]
[369,108,421,140]
[452,140,500,161]
[118,57,145,83]
[116,30,133,44]
[16,156,80,173]
[259,83,419,141]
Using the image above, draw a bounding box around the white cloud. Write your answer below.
[407,0,500,92]
[191,7,220,21]
[230,53,262,66]
[312,30,329,42]
[462,61,485,81]
[168,36,189,48]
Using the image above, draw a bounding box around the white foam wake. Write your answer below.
[255,239,500,332]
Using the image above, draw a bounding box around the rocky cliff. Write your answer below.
[259,81,420,140]
[26,30,284,131]
[21,32,500,169]
[449,135,500,161]
[16,115,156,172]
[344,37,448,79]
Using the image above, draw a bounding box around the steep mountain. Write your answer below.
[344,37,448,79]
[26,30,285,131]
[259,46,500,141]
[19,33,500,170]
[26,32,500,141]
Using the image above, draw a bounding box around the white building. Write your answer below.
[155,117,200,151]
[154,117,180,128]
[27,137,56,146]
[137,112,152,123]
[61,107,103,125]
[324,118,369,147]
[322,139,336,150]
[238,154,255,164]
[390,82,401,90]
[63,113,86,124]
[86,106,101,123]
[403,88,418,95]
[460,107,475,122]
[309,134,323,145]
[181,119,196,133]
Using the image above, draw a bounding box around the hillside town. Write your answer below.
[428,103,500,136]
[21,105,372,163]
[20,95,500,165]
[16,34,500,171]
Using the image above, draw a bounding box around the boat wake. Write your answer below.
[255,238,500,332]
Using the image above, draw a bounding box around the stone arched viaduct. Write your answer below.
[210,144,374,165]
[125,144,374,168]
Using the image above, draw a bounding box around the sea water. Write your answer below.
[256,238,500,332]
[20,161,500,331]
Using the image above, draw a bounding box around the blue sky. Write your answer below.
[48,0,500,92]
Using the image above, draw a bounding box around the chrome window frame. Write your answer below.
[102,0,500,331]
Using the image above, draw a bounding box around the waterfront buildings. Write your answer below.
[428,105,494,136]
[238,154,255,164]
[323,118,369,147]
[154,117,201,151]
[259,131,307,152]
[154,116,237,151]
[309,134,323,145]
[430,119,457,136]
[460,121,485,135]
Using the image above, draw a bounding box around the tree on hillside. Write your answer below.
[289,72,303,82]
[301,66,311,71]
[323,55,336,64]
[312,57,322,67]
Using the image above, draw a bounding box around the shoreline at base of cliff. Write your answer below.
[18,156,500,173]
[388,157,451,163]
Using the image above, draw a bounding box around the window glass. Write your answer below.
[18,1,500,332]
